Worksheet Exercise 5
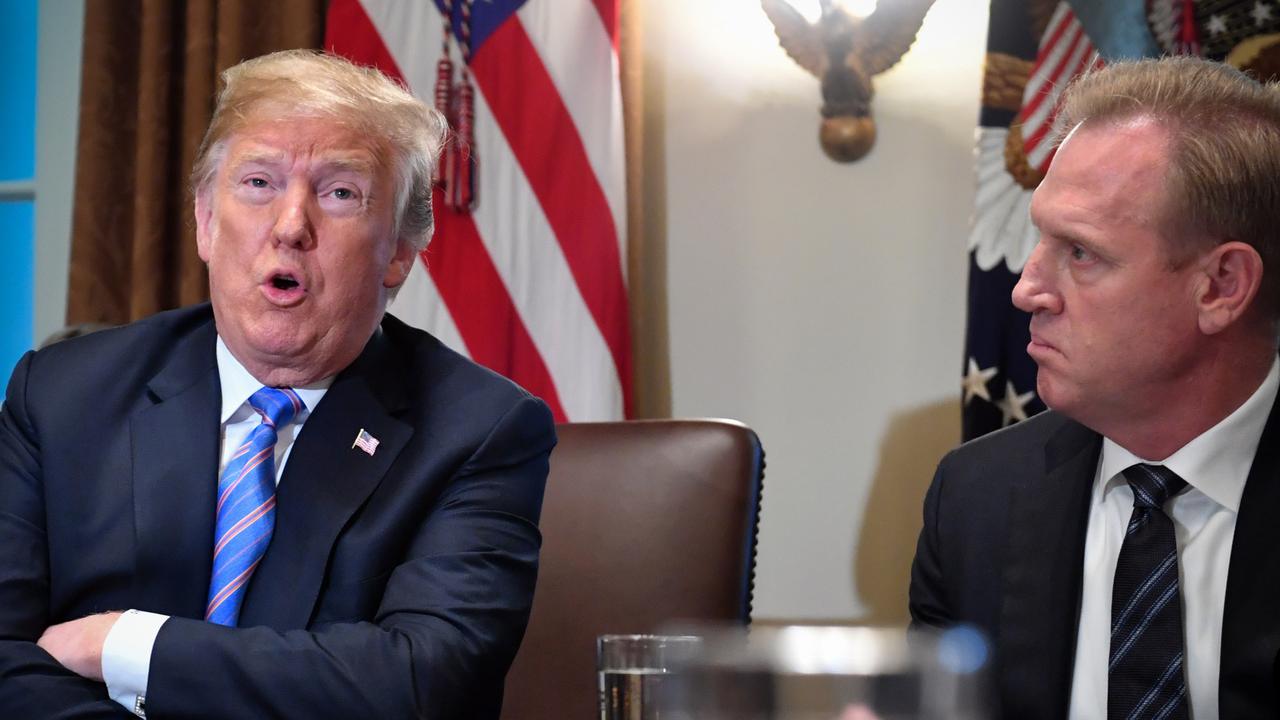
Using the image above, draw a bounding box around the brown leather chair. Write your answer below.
[501,420,766,719]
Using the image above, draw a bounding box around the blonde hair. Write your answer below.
[190,50,448,251]
[1055,56,1280,314]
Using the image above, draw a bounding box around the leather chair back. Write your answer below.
[501,419,765,719]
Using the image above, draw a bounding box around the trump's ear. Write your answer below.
[383,238,416,289]
[1196,240,1264,335]
[194,190,214,263]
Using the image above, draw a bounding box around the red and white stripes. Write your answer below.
[1017,1,1105,173]
[326,0,630,422]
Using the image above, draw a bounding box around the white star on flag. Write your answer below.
[997,381,1037,427]
[352,428,380,456]
[962,357,999,404]
[1207,14,1228,35]
[1253,1,1273,26]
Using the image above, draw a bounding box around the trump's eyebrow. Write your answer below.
[227,149,287,171]
[228,149,378,177]
[314,157,378,177]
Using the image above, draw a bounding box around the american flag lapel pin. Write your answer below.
[352,428,380,456]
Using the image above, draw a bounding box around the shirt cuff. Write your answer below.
[102,609,168,717]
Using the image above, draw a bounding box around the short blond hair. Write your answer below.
[191,50,448,251]
[1054,56,1280,316]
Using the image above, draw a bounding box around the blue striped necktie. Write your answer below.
[1108,464,1189,720]
[205,386,304,626]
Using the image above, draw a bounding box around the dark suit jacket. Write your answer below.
[0,303,556,719]
[909,406,1280,719]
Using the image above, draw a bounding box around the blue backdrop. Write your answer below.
[1,0,37,382]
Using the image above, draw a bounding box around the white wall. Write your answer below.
[654,0,988,620]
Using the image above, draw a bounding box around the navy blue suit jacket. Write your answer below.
[0,303,555,719]
[910,407,1280,719]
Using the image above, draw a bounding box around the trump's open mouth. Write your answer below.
[262,270,307,306]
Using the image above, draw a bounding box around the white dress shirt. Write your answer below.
[1067,358,1279,720]
[101,336,331,716]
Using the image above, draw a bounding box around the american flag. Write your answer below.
[1015,3,1103,175]
[325,0,630,422]
[353,428,380,456]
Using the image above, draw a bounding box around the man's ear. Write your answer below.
[194,190,214,263]
[383,238,417,289]
[1196,240,1264,335]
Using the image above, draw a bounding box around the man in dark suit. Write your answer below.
[911,57,1280,718]
[0,50,554,718]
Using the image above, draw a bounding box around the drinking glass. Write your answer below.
[598,634,702,719]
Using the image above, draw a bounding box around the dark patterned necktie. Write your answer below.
[1108,464,1189,720]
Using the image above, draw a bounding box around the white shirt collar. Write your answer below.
[1098,357,1280,513]
[215,336,333,425]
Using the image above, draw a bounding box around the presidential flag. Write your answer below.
[962,0,1280,440]
[325,0,631,422]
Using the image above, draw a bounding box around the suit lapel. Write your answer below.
[998,418,1100,718]
[239,327,413,630]
[131,320,221,618]
[1220,390,1280,716]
